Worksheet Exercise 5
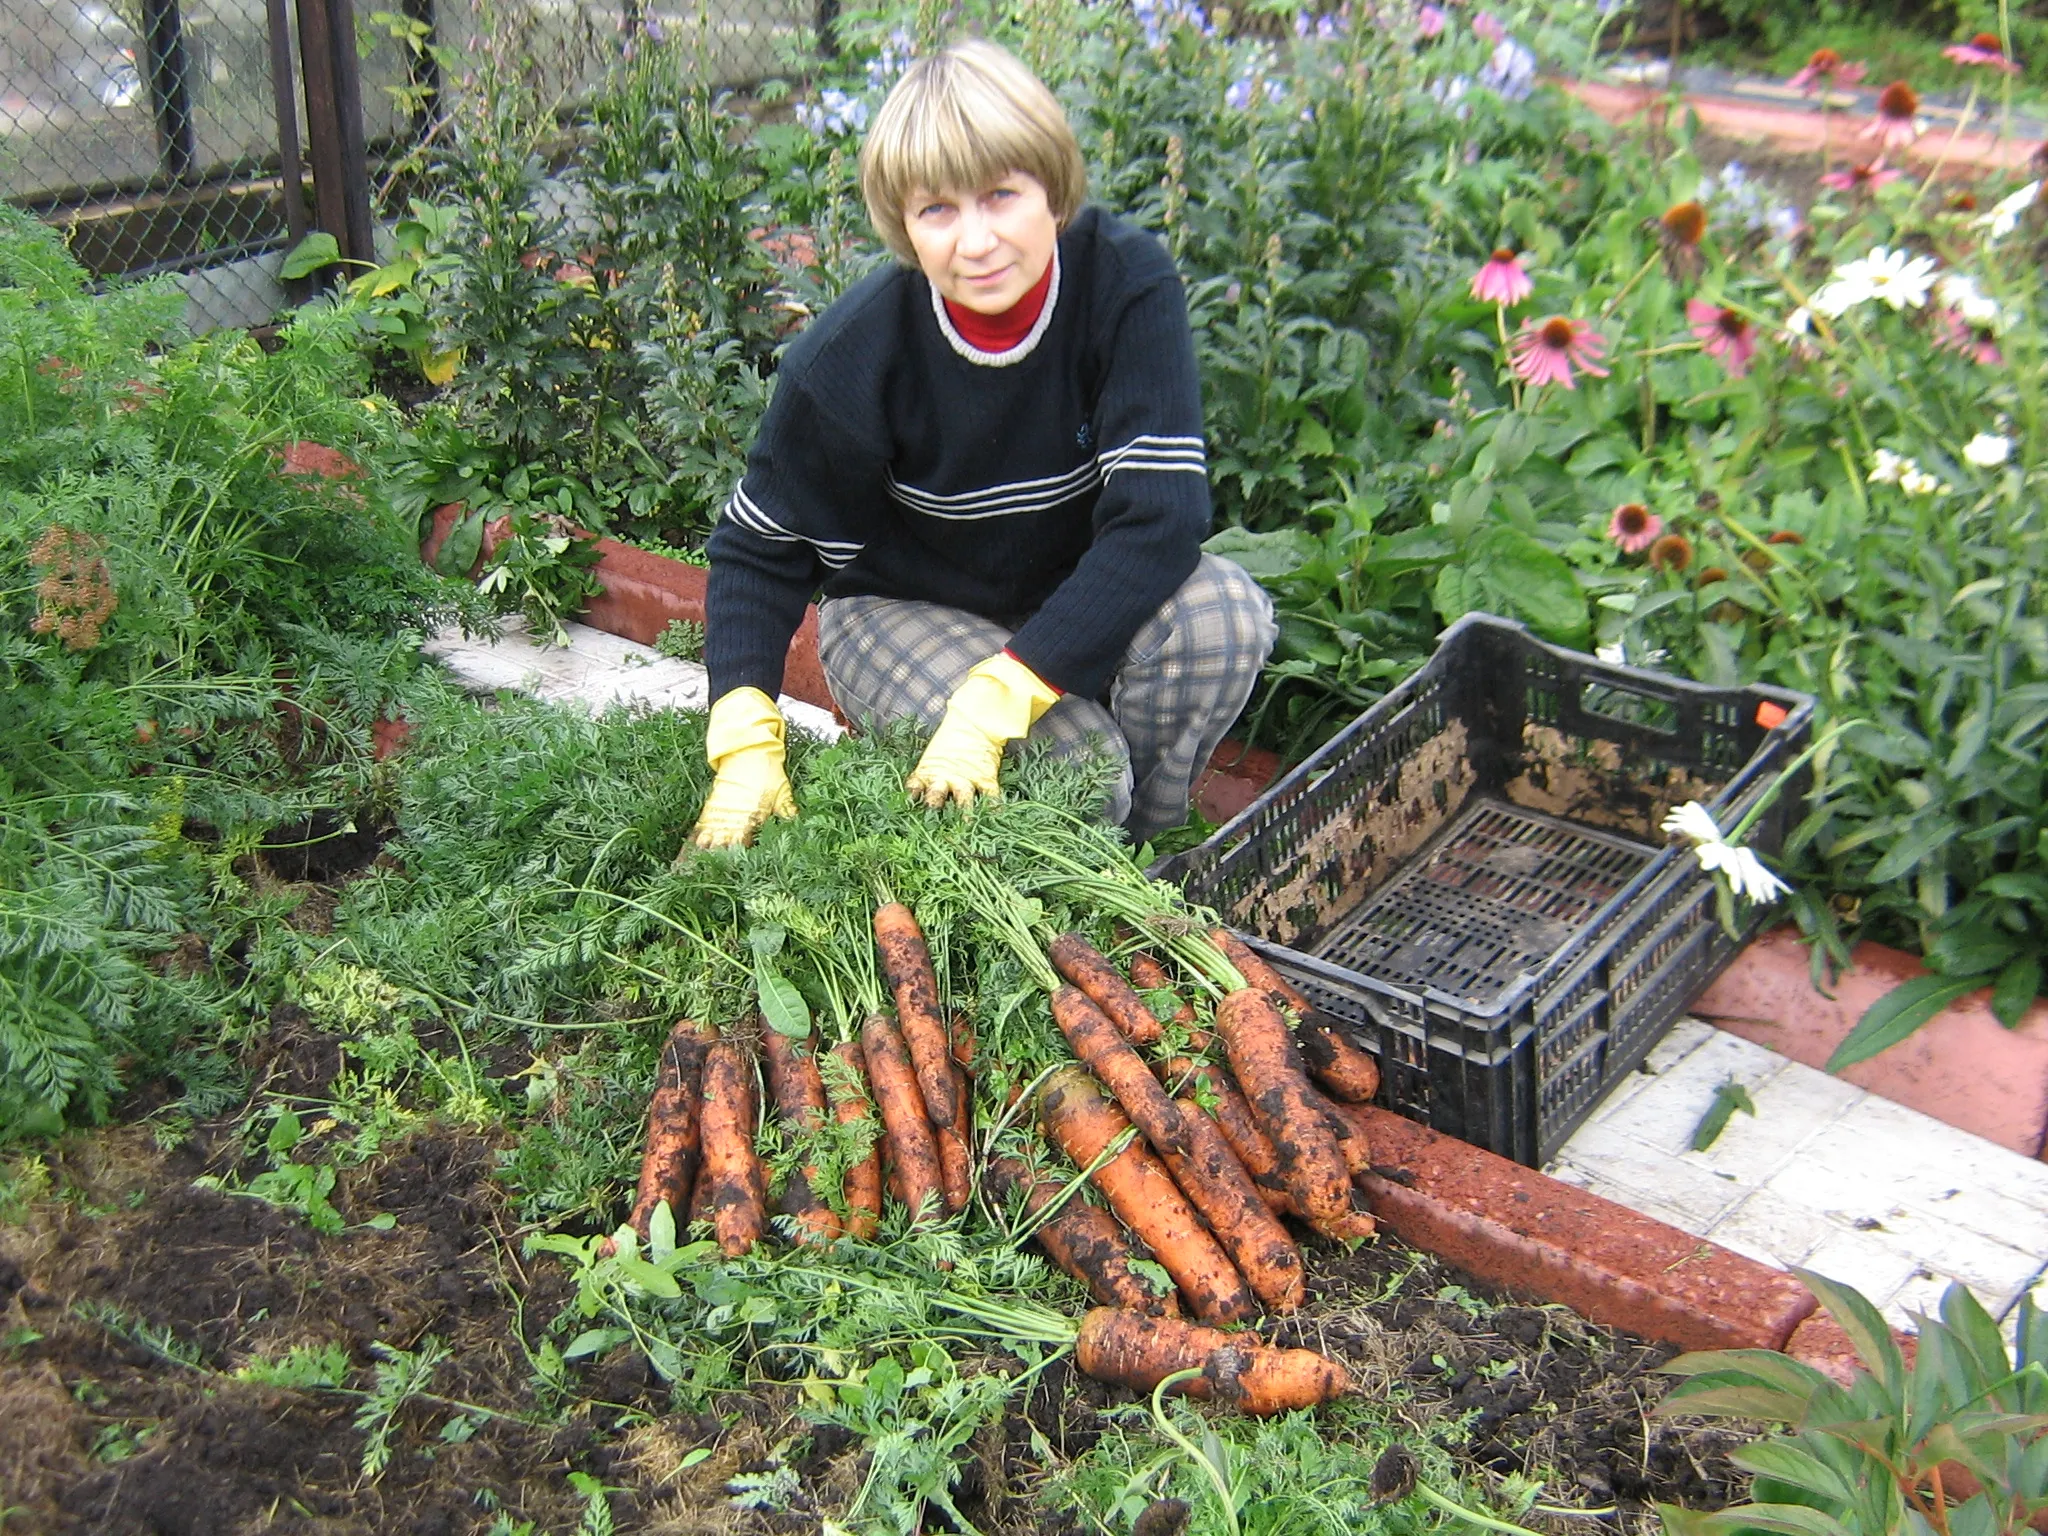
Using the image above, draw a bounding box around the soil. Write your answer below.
[1,1019,1746,1535]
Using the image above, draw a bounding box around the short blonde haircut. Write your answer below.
[859,39,1088,265]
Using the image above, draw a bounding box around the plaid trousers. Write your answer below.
[816,553,1278,840]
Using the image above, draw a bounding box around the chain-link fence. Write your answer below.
[3,0,829,331]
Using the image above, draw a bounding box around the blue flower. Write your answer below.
[797,87,869,136]
[1478,37,1536,99]
[1226,72,1286,108]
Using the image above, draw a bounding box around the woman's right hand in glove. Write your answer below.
[689,687,797,851]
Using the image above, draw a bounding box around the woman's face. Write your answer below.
[903,171,1057,315]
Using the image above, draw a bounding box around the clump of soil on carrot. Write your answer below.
[3,1118,1741,1535]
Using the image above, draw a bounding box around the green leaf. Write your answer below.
[1794,1269,1905,1398]
[1295,417,1335,457]
[612,1254,683,1299]
[1202,524,1318,580]
[1826,976,1985,1072]
[1692,1077,1757,1151]
[1732,1441,1860,1507]
[280,231,342,279]
[434,509,486,577]
[563,1327,630,1360]
[756,961,811,1038]
[268,1108,303,1156]
[648,1198,677,1262]
[1991,956,2041,1030]
[1472,526,1588,646]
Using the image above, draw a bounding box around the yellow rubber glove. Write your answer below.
[905,653,1060,811]
[690,687,797,850]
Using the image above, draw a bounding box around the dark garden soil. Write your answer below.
[1,1010,1747,1534]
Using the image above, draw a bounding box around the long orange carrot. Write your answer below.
[824,1040,882,1239]
[873,902,958,1129]
[1214,988,1351,1226]
[860,1012,943,1222]
[1050,985,1190,1158]
[1074,1308,1348,1415]
[623,1018,713,1242]
[986,1156,1178,1316]
[1049,934,1164,1045]
[1159,1056,1293,1217]
[1166,1095,1305,1313]
[1296,1020,1381,1104]
[1039,1067,1253,1325]
[760,1027,841,1246]
[699,1040,765,1257]
[935,1059,971,1215]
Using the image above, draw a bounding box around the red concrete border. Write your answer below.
[1353,1105,1816,1353]
[1563,77,2039,174]
[1695,927,2048,1159]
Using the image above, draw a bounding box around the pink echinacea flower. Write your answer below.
[1862,81,1923,152]
[1470,248,1534,305]
[1787,47,1867,93]
[1509,315,1609,389]
[1935,309,2004,365]
[1687,298,1758,377]
[1819,160,1903,194]
[1473,11,1505,42]
[1416,4,1446,36]
[1607,502,1663,554]
[1944,32,2021,72]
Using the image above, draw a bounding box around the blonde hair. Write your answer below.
[859,39,1088,265]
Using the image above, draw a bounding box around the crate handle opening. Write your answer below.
[1575,679,1681,735]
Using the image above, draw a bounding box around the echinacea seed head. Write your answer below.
[1878,80,1918,117]
[1661,200,1708,246]
[1540,315,1576,347]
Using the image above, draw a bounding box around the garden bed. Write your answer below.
[0,1098,1748,1535]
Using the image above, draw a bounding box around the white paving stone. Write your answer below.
[422,619,842,740]
[1550,1017,2048,1333]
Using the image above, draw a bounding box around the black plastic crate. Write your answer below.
[1157,613,1815,1168]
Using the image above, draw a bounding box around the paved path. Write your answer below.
[1569,58,2044,173]
[1552,1020,2048,1336]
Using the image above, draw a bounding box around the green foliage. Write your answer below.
[1657,1272,2048,1535]
[0,206,464,1126]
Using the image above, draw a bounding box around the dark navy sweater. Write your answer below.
[704,204,1211,703]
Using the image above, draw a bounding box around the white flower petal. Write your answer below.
[1724,846,1791,904]
[1963,432,2011,467]
[1663,801,1725,847]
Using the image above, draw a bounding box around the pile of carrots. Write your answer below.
[608,903,1382,1418]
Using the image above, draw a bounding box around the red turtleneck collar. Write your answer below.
[941,256,1054,354]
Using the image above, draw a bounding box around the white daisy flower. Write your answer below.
[1830,247,1938,311]
[1899,465,1944,496]
[1935,272,2001,327]
[1785,306,1814,334]
[1963,432,2010,467]
[1662,800,1791,905]
[1867,447,1906,484]
[1808,279,1864,319]
[1978,180,2040,242]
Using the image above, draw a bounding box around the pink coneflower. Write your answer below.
[1687,299,1758,377]
[1608,503,1663,554]
[1508,316,1610,389]
[1935,308,2004,364]
[1473,11,1505,42]
[1417,3,1446,36]
[1788,47,1868,93]
[1819,159,1903,194]
[1862,81,1922,152]
[1944,32,2021,72]
[1470,248,1534,305]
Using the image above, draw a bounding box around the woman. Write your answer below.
[691,38,1276,848]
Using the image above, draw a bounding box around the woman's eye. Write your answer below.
[918,203,950,219]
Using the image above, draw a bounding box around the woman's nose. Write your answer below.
[957,208,998,257]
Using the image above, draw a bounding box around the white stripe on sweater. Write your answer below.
[724,486,864,568]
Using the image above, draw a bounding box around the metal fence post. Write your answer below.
[295,0,375,269]
[140,0,199,183]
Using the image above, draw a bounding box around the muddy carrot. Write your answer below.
[1039,1066,1253,1325]
[860,1012,944,1222]
[1296,1020,1381,1104]
[1049,933,1164,1045]
[621,1018,714,1242]
[760,1027,842,1246]
[699,1040,765,1258]
[950,1013,976,1069]
[935,1059,971,1215]
[873,902,959,1130]
[1074,1308,1348,1415]
[1128,950,1210,1050]
[1320,1098,1377,1178]
[1050,985,1191,1158]
[823,1041,882,1239]
[1215,988,1351,1226]
[986,1156,1178,1316]
[1159,1056,1292,1216]
[1166,1095,1305,1313]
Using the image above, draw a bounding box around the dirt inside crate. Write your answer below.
[1236,718,1476,947]
[1506,724,1725,842]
